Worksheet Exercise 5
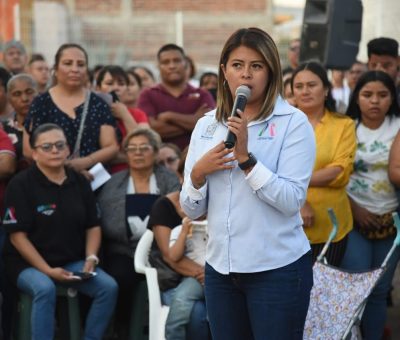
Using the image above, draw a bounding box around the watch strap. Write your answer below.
[238,153,257,170]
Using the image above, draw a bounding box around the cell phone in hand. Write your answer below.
[70,271,97,280]
[110,90,119,103]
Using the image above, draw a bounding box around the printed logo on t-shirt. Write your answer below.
[37,204,57,216]
[3,207,17,224]
[188,93,200,99]
[258,122,276,140]
[201,122,218,139]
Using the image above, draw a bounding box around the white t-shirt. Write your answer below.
[347,116,400,214]
[169,223,208,266]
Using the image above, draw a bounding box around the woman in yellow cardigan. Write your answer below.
[291,61,356,265]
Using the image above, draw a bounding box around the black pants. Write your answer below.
[311,234,348,266]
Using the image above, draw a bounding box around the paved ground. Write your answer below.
[386,263,400,340]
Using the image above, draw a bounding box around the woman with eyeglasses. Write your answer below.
[97,127,180,338]
[22,43,119,173]
[2,123,118,340]
[158,143,182,172]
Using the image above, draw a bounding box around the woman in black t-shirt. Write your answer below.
[2,123,118,340]
[147,190,210,340]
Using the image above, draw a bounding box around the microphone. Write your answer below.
[224,85,252,148]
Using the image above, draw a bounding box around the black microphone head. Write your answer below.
[235,85,251,99]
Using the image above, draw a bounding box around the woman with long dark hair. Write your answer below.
[342,70,400,339]
[291,61,356,265]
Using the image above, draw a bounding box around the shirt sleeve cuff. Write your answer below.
[186,178,207,201]
[245,161,273,191]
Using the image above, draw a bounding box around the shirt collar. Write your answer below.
[31,163,75,187]
[213,95,298,127]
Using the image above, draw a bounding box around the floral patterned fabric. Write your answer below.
[304,262,384,339]
[347,116,400,215]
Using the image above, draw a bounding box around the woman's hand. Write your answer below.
[194,267,205,285]
[227,110,249,163]
[182,216,193,238]
[65,157,91,172]
[82,259,96,273]
[301,201,315,227]
[191,142,235,188]
[110,102,130,120]
[47,267,75,282]
[351,203,380,230]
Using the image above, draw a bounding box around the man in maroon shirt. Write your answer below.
[137,44,215,150]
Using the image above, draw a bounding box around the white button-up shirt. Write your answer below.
[180,97,316,274]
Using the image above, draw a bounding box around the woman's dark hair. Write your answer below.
[199,72,218,88]
[129,66,155,82]
[126,70,142,88]
[96,65,129,87]
[160,143,182,159]
[29,123,65,148]
[54,43,88,70]
[283,77,292,91]
[177,146,188,177]
[291,61,336,112]
[346,70,400,120]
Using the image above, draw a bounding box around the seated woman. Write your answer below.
[23,44,119,173]
[147,157,210,340]
[97,127,180,338]
[2,123,118,340]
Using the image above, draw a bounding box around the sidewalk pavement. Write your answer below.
[386,262,400,340]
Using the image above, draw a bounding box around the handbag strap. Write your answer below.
[72,90,91,157]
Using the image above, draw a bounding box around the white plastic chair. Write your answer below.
[134,229,170,340]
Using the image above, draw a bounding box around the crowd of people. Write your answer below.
[0,28,399,340]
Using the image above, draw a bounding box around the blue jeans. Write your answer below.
[204,252,313,340]
[165,277,204,340]
[162,283,209,340]
[340,229,400,340]
[17,260,118,340]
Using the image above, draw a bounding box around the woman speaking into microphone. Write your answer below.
[180,27,316,340]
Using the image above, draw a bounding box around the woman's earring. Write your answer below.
[223,79,227,87]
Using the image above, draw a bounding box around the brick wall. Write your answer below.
[132,0,267,12]
[67,0,273,70]
[75,0,121,14]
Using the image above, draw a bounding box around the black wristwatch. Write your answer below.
[238,153,257,170]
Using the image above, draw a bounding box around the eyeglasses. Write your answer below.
[158,156,179,166]
[34,141,68,153]
[125,144,153,154]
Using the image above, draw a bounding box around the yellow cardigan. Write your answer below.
[305,110,356,244]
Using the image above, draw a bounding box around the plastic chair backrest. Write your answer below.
[134,230,170,340]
